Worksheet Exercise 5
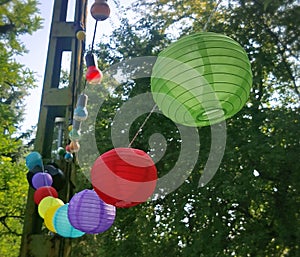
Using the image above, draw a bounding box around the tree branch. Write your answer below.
[250,0,300,100]
[0,24,15,34]
[260,20,300,100]
[0,215,23,236]
[0,0,11,5]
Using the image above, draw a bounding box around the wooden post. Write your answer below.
[19,1,87,256]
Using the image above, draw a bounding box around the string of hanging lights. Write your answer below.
[24,0,252,239]
[24,0,119,239]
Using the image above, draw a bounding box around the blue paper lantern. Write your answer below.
[53,204,85,238]
[68,189,116,234]
[25,152,43,170]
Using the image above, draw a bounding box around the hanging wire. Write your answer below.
[203,0,223,32]
[91,20,98,52]
[83,78,88,90]
[127,1,223,148]
[80,0,222,148]
[128,104,157,148]
[83,20,99,89]
[41,161,45,173]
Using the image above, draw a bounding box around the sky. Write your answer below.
[18,0,131,132]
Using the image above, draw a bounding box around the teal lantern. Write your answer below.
[151,32,252,127]
[53,204,85,238]
[25,151,43,170]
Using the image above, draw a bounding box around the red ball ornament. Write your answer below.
[90,0,110,21]
[91,148,157,208]
[34,186,58,205]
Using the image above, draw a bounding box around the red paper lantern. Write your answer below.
[34,186,58,205]
[91,148,157,208]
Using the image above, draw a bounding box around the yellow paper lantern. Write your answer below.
[44,205,62,232]
[38,196,64,218]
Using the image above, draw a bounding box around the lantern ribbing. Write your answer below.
[126,0,224,144]
[151,32,252,127]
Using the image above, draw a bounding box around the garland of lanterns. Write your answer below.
[25,0,252,238]
[25,0,120,239]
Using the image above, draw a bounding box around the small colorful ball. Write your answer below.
[27,166,43,188]
[64,152,73,162]
[90,0,110,21]
[76,30,86,41]
[65,145,71,152]
[57,147,66,156]
[69,141,80,153]
[69,129,81,141]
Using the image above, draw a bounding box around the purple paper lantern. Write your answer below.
[68,189,116,234]
[32,172,53,189]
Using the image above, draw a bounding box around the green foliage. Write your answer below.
[0,0,41,256]
[0,0,42,53]
[0,159,28,257]
[72,0,299,256]
[0,0,41,131]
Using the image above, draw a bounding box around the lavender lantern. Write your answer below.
[68,189,116,234]
[32,172,53,189]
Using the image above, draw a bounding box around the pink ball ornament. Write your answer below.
[65,145,71,152]
[90,0,110,21]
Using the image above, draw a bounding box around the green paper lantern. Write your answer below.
[151,32,252,127]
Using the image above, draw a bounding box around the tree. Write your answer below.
[71,0,299,256]
[0,1,41,256]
